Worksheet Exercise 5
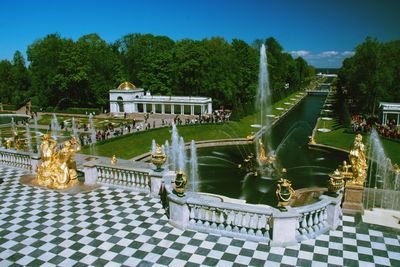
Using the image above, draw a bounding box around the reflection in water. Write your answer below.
[196,95,345,206]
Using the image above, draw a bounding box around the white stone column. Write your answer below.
[161,104,165,114]
[143,103,147,113]
[190,105,194,115]
[133,103,138,113]
[397,113,400,126]
[208,102,212,114]
[200,105,205,115]
[171,104,175,115]
[152,104,156,113]
[181,105,184,115]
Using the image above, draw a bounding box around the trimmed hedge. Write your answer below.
[41,107,102,115]
[2,104,17,111]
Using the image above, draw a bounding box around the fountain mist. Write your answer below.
[190,140,199,192]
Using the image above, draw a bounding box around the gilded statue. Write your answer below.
[258,139,267,163]
[348,134,368,186]
[13,131,21,150]
[33,135,81,190]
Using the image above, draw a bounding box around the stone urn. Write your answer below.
[276,169,296,210]
[328,169,344,196]
[173,170,187,197]
[151,144,166,172]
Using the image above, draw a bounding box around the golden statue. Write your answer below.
[111,155,117,165]
[348,134,368,186]
[4,138,12,149]
[258,139,276,166]
[13,131,21,150]
[393,164,400,174]
[151,144,167,171]
[33,135,81,190]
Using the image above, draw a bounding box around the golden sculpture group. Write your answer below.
[276,169,296,209]
[33,134,81,190]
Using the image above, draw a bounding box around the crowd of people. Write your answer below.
[351,114,400,140]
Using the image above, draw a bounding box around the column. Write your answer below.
[208,102,212,114]
[143,103,147,113]
[200,105,205,115]
[397,113,399,126]
[181,105,184,115]
[171,104,175,115]
[152,104,156,113]
[161,104,165,114]
[190,105,194,115]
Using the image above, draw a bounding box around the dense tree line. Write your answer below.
[337,37,400,116]
[0,33,314,118]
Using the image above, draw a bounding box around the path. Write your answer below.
[0,165,399,266]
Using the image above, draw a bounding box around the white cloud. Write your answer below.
[342,51,355,56]
[289,50,310,57]
[318,51,339,57]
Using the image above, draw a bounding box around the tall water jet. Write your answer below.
[365,128,400,210]
[151,139,157,153]
[88,113,96,144]
[255,44,273,167]
[25,124,32,152]
[171,124,179,171]
[178,137,186,172]
[33,115,40,152]
[71,117,78,139]
[51,113,59,139]
[11,118,16,133]
[190,140,198,192]
[164,140,170,169]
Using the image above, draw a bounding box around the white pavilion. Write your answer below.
[379,102,400,126]
[109,82,213,116]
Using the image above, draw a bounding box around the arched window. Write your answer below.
[117,96,124,112]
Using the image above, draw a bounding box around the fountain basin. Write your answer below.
[317,128,331,132]
[275,107,285,110]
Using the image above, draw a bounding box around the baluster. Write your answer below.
[225,210,234,231]
[256,215,265,237]
[140,173,145,188]
[300,214,307,235]
[296,216,301,236]
[307,212,314,234]
[211,209,217,229]
[218,210,225,230]
[264,217,270,239]
[313,210,320,231]
[204,209,210,227]
[322,208,328,227]
[196,207,203,225]
[240,213,250,234]
[189,206,196,224]
[233,212,241,232]
[248,214,257,235]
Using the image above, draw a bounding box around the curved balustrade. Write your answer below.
[0,148,33,171]
[96,164,151,193]
[187,198,273,242]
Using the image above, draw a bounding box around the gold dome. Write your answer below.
[117,81,136,90]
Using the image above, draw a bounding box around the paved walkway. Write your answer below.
[0,165,399,266]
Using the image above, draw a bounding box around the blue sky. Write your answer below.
[0,0,399,68]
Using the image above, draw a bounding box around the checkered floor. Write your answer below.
[0,166,399,266]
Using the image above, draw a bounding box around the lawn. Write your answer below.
[80,91,306,159]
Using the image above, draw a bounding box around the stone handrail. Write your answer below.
[94,163,151,193]
[0,148,36,171]
[162,171,342,246]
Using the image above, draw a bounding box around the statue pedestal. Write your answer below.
[342,184,364,215]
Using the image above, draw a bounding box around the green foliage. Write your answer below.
[337,37,400,115]
[5,33,314,119]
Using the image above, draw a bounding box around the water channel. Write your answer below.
[196,95,345,206]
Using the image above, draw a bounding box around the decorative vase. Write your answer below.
[151,144,166,172]
[173,170,187,197]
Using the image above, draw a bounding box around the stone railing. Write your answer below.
[162,171,342,246]
[93,163,151,193]
[0,148,39,171]
[83,161,164,196]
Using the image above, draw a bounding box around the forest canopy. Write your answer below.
[0,33,315,118]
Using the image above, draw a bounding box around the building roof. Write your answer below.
[379,102,400,112]
[117,81,136,90]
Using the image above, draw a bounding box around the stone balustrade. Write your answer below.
[163,172,342,246]
[95,164,151,193]
[187,198,273,242]
[0,148,37,171]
